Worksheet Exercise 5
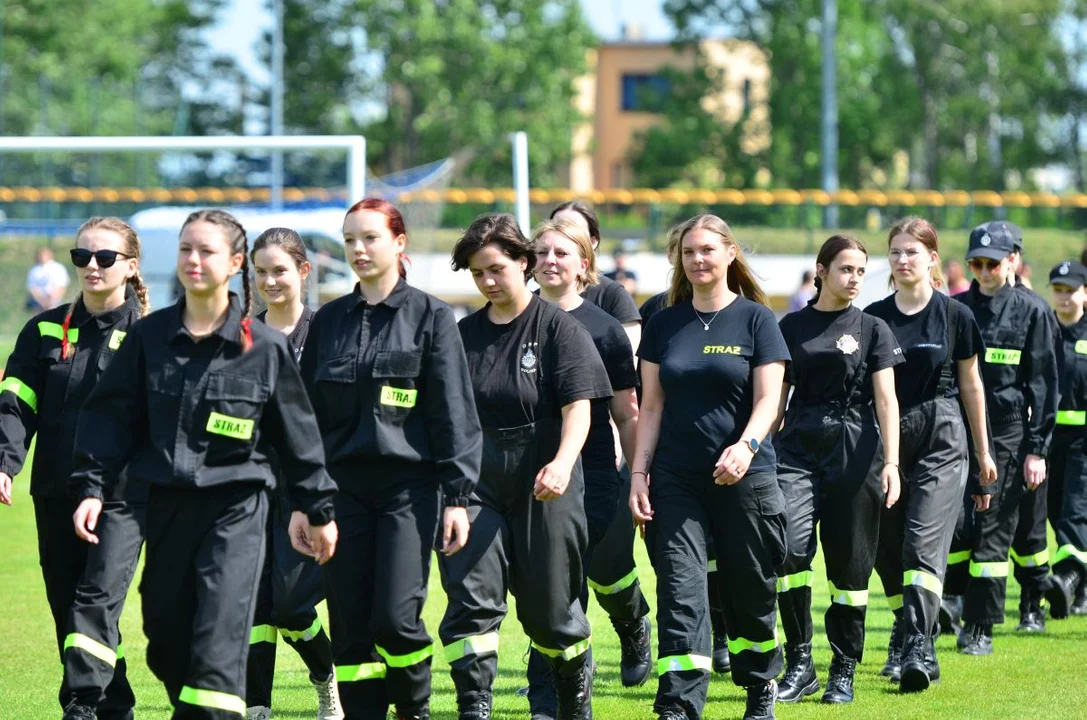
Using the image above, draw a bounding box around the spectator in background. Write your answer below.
[789,270,816,312]
[26,247,69,312]
[944,259,971,296]
[1019,261,1034,289]
[604,249,638,296]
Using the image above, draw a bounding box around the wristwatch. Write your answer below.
[744,437,760,454]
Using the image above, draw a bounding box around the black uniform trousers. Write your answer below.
[324,479,438,718]
[1050,430,1087,573]
[526,464,652,715]
[247,492,333,709]
[776,404,883,661]
[438,422,592,704]
[647,467,785,718]
[62,499,146,718]
[961,415,1050,625]
[141,484,267,719]
[874,398,968,640]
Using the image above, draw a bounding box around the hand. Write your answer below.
[73,498,103,544]
[713,442,753,485]
[441,506,471,556]
[289,511,338,564]
[534,459,572,501]
[972,494,992,512]
[288,511,316,557]
[0,472,12,506]
[1023,454,1046,490]
[629,472,653,538]
[977,452,998,486]
[881,464,901,509]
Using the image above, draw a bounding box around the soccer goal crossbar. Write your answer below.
[0,135,367,204]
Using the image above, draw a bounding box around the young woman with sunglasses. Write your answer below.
[0,218,149,720]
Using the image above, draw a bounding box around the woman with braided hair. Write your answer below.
[0,217,149,720]
[70,209,339,719]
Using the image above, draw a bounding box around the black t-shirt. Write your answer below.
[639,298,790,476]
[257,306,314,365]
[582,275,640,324]
[865,291,982,408]
[459,295,613,429]
[569,301,638,472]
[639,291,669,326]
[778,305,903,406]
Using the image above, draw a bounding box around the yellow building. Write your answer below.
[567,37,770,191]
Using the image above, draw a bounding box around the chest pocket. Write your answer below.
[373,349,423,421]
[202,372,268,466]
[313,354,357,428]
[38,342,68,421]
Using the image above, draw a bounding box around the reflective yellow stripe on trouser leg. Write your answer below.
[444,632,500,663]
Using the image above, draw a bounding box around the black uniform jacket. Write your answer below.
[959,280,1059,457]
[299,280,481,507]
[0,290,143,500]
[69,293,336,525]
[1057,315,1087,440]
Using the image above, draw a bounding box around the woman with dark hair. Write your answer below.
[300,199,482,720]
[440,213,611,720]
[866,216,995,691]
[952,222,1058,655]
[773,235,903,705]
[630,214,789,720]
[246,228,340,720]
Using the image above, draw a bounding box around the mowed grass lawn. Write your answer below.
[2,462,1087,720]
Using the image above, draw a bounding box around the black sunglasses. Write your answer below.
[70,248,130,268]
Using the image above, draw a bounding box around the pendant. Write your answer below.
[703,324,709,331]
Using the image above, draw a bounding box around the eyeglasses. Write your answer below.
[967,258,1002,272]
[70,249,130,268]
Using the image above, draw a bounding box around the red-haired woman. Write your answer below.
[866,217,995,691]
[299,198,482,720]
[631,215,789,720]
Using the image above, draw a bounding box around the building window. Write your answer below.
[621,73,671,112]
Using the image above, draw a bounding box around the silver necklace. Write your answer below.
[693,307,723,331]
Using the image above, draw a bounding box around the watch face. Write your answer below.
[747,438,759,452]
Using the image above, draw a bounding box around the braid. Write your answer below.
[240,252,254,351]
[60,296,79,360]
[129,270,151,317]
[181,209,252,350]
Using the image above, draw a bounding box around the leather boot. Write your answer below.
[776,642,818,703]
[1016,589,1046,633]
[611,616,652,687]
[1045,567,1083,619]
[457,692,492,720]
[743,680,777,720]
[959,624,993,656]
[881,616,903,682]
[899,632,931,693]
[821,652,856,704]
[937,594,963,639]
[554,649,593,720]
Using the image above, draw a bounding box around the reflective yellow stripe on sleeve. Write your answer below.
[1057,410,1086,426]
[178,686,245,716]
[63,633,116,667]
[587,568,638,595]
[444,632,500,663]
[0,377,38,413]
[38,322,78,344]
[657,654,712,675]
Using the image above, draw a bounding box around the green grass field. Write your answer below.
[1,462,1086,719]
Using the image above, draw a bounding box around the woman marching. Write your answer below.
[246,228,341,720]
[523,218,642,717]
[866,217,996,691]
[953,222,1058,654]
[440,213,611,720]
[70,209,339,718]
[630,214,789,720]
[1044,261,1087,618]
[773,236,903,705]
[300,199,482,720]
[0,218,148,720]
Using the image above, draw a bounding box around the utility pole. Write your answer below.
[821,0,839,228]
[270,0,285,210]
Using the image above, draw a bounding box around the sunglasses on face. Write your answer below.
[968,258,1002,272]
[70,248,130,269]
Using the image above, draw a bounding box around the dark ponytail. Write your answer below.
[812,234,867,302]
[180,209,252,350]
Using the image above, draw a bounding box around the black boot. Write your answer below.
[712,631,731,674]
[899,633,931,693]
[1016,589,1046,633]
[1045,567,1083,620]
[457,692,492,720]
[821,651,856,704]
[776,642,819,703]
[937,594,963,638]
[881,616,903,682]
[1073,580,1087,616]
[396,708,430,720]
[656,708,687,720]
[62,700,97,720]
[956,623,974,651]
[612,616,652,687]
[744,681,777,720]
[554,649,593,720]
[926,636,941,684]
[959,624,993,656]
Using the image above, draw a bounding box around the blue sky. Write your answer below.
[208,0,673,81]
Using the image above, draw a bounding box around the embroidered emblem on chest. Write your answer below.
[836,334,860,355]
[520,342,538,373]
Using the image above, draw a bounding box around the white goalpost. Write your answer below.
[0,135,368,202]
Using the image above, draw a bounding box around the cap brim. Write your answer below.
[1050,278,1085,289]
[966,247,1011,261]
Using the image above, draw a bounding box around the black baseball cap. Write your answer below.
[982,221,1024,251]
[1049,261,1087,288]
[966,223,1016,261]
